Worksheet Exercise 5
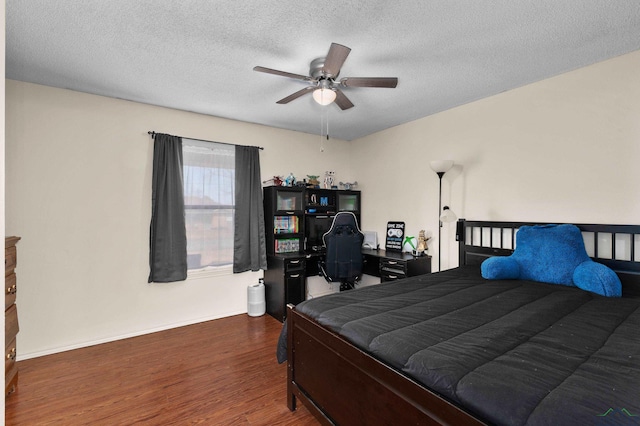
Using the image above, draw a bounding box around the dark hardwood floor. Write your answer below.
[6,314,320,425]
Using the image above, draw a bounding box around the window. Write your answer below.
[182,139,235,270]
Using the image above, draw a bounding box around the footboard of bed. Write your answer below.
[286,304,486,426]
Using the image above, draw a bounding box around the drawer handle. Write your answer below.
[290,259,301,264]
[289,273,301,278]
[6,348,16,361]
[285,211,295,215]
[6,285,16,295]
[388,275,398,279]
[387,260,399,265]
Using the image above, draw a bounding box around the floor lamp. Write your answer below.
[430,160,454,272]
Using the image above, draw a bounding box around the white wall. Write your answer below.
[351,50,640,271]
[6,49,640,359]
[5,81,353,359]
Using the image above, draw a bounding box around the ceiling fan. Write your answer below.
[253,43,398,110]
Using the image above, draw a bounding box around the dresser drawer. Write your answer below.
[5,304,19,343]
[5,245,16,277]
[5,273,16,311]
[5,307,19,395]
[5,336,17,387]
[5,358,18,397]
[5,236,21,398]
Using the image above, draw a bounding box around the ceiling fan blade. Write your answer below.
[340,77,398,88]
[333,89,354,110]
[322,43,351,77]
[276,86,314,104]
[253,66,310,81]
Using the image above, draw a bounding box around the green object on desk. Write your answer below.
[403,236,416,251]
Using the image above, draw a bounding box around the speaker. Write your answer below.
[362,231,378,249]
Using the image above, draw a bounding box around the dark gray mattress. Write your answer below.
[294,266,640,426]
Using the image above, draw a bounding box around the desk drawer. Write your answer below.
[380,269,406,282]
[380,258,409,282]
[380,258,407,273]
[285,258,305,273]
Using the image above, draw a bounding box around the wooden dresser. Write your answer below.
[5,236,20,397]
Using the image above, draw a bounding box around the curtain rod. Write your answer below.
[147,131,264,150]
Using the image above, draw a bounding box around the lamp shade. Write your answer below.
[440,206,457,223]
[312,88,336,105]
[430,160,454,173]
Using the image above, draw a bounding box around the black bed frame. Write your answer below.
[286,220,640,425]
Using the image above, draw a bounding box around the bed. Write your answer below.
[284,219,640,425]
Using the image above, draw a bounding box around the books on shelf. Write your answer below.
[275,239,300,253]
[274,216,299,234]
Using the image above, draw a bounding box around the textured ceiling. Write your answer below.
[6,1,640,141]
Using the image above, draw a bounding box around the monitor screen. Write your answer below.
[305,215,334,251]
[338,194,359,212]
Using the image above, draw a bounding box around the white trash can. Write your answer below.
[247,280,266,317]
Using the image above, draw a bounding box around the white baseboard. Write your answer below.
[18,309,247,361]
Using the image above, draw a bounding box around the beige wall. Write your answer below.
[5,81,353,358]
[6,49,640,359]
[352,50,640,271]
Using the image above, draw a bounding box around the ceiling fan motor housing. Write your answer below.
[310,57,337,80]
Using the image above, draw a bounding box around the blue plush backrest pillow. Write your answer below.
[481,224,621,297]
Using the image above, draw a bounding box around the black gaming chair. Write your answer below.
[319,212,364,291]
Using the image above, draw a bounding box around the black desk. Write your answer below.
[361,248,432,281]
[264,249,432,322]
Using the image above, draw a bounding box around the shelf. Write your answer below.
[264,186,361,257]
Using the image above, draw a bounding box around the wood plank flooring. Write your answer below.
[6,314,321,425]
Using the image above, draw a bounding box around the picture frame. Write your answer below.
[385,221,405,251]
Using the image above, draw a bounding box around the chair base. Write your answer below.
[339,281,357,291]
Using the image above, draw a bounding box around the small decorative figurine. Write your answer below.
[307,175,320,187]
[285,172,296,187]
[339,181,358,190]
[414,230,430,256]
[262,176,283,186]
[324,171,335,189]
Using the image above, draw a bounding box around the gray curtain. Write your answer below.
[148,133,187,282]
[233,145,267,272]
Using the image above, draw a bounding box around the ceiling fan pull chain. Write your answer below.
[320,108,325,152]
[326,107,330,141]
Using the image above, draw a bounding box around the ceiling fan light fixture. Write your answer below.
[254,42,398,110]
[312,87,336,105]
